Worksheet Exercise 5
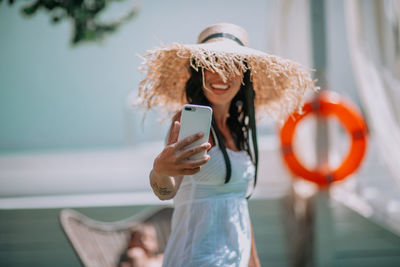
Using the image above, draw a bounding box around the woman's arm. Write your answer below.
[149,169,183,200]
[149,115,211,200]
[248,219,261,267]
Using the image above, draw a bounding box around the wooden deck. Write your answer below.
[1,198,400,266]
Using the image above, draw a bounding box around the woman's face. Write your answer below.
[202,70,243,107]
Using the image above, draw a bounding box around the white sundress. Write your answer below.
[162,133,256,267]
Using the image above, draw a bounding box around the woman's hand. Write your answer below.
[153,121,211,177]
[150,120,211,200]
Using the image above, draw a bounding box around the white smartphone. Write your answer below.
[178,104,213,160]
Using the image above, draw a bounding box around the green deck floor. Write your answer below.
[1,198,400,266]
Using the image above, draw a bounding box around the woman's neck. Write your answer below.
[212,103,230,129]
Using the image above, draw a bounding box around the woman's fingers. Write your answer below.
[180,167,201,175]
[174,132,204,150]
[156,132,210,177]
[181,156,210,169]
[177,142,211,160]
[167,121,180,145]
[163,156,209,176]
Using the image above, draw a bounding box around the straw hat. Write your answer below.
[137,23,317,121]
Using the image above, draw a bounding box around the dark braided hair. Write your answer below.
[185,66,258,193]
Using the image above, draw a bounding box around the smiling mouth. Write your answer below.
[211,84,229,90]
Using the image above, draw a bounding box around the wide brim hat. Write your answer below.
[137,23,317,121]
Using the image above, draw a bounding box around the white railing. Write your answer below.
[0,135,290,209]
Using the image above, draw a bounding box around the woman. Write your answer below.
[137,23,315,267]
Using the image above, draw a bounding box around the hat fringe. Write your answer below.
[136,43,317,122]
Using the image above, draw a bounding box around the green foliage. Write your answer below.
[1,0,138,45]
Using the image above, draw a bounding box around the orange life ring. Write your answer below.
[280,91,368,187]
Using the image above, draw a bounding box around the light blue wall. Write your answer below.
[0,0,271,152]
[0,0,357,152]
